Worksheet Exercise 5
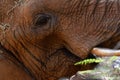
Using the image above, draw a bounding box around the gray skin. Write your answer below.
[1,0,120,80]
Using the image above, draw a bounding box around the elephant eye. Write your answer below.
[35,14,50,26]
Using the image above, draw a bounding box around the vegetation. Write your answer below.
[73,56,120,80]
[75,56,118,65]
[74,58,103,65]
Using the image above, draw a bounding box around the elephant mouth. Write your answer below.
[65,40,120,59]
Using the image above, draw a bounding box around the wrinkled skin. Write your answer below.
[1,0,120,80]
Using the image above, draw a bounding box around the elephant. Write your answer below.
[1,0,120,80]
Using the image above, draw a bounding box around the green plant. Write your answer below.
[74,58,103,65]
[74,56,120,80]
[74,56,118,65]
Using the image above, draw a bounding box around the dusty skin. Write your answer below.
[1,0,120,80]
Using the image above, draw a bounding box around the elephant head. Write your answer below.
[0,0,120,80]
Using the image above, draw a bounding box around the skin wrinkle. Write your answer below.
[3,27,40,79]
[14,29,47,67]
[12,32,41,77]
[18,20,46,50]
[1,0,120,80]
[56,0,120,30]
[0,39,34,79]
[9,30,38,66]
[67,33,98,53]
[64,2,119,57]
[89,0,118,37]
[12,21,73,79]
[117,0,120,13]
[3,36,21,60]
[14,6,54,65]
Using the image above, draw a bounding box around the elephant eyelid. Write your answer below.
[34,14,51,27]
